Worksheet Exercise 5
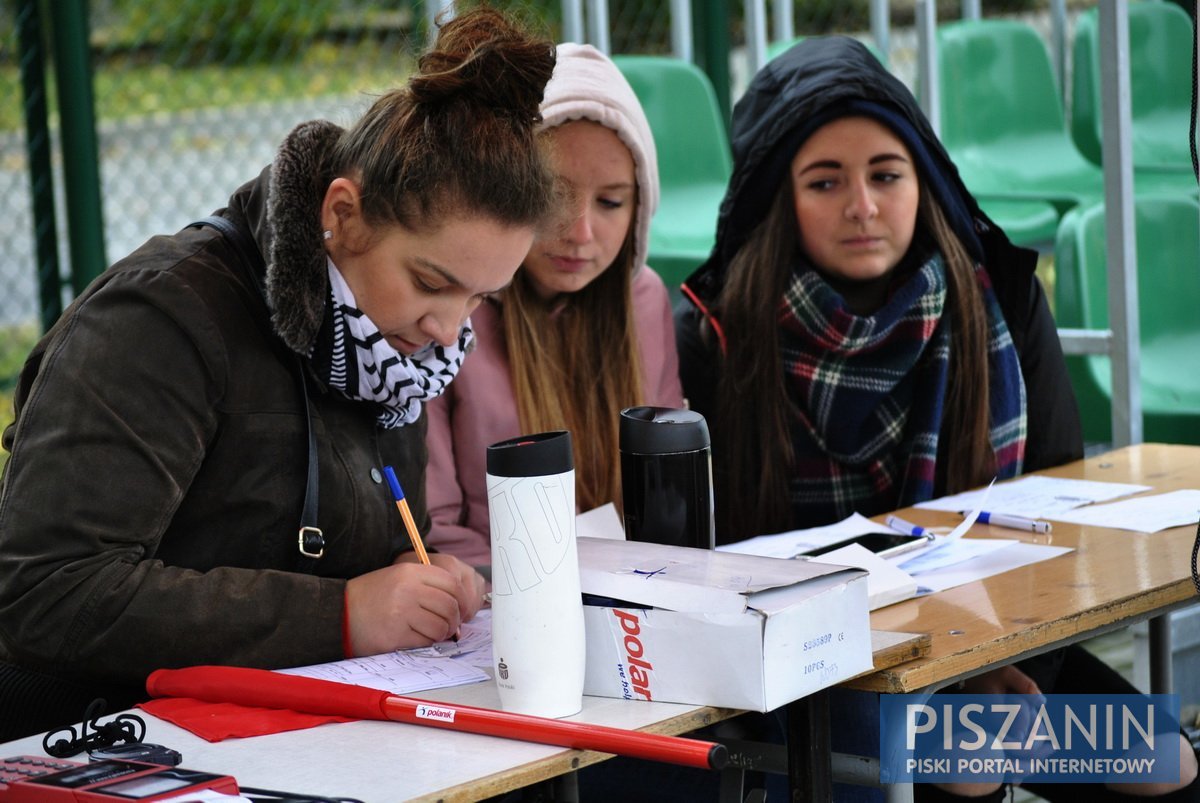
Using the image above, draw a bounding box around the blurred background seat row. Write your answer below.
[616,3,1197,448]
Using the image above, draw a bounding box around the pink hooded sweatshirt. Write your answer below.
[423,43,685,566]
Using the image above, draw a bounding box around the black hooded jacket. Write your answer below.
[675,36,1082,499]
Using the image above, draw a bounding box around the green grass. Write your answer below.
[0,322,38,384]
[0,386,12,477]
[0,322,39,476]
[96,39,415,117]
[1,38,417,133]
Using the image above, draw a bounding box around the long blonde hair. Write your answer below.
[500,230,644,512]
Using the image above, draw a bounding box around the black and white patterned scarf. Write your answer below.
[312,258,473,428]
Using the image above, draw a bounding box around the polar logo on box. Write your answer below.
[416,704,457,723]
[613,609,654,701]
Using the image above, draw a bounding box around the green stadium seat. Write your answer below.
[1054,194,1200,444]
[936,18,1192,219]
[976,197,1061,249]
[613,55,732,291]
[936,18,1102,213]
[1071,2,1197,178]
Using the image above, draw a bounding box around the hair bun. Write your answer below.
[331,5,557,236]
[410,8,555,125]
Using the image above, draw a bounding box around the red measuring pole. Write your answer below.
[147,666,727,770]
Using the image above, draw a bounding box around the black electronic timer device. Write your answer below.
[0,754,238,801]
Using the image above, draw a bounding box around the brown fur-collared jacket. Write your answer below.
[0,121,427,690]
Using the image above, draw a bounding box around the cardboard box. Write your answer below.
[577,536,873,712]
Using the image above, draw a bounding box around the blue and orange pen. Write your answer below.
[383,466,431,565]
[383,466,458,641]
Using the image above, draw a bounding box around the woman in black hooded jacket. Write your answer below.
[675,35,1197,802]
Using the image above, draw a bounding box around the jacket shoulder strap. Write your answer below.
[185,215,325,571]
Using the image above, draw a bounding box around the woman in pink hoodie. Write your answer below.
[424,43,684,566]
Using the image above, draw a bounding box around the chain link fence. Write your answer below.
[2,0,1079,438]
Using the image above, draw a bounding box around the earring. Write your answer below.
[323,230,333,241]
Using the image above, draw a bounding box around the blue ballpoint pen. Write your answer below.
[885,515,934,537]
[975,510,1053,534]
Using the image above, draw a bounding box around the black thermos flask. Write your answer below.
[619,406,715,550]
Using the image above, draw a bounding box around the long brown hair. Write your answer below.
[924,192,994,493]
[501,224,643,512]
[330,7,558,231]
[711,184,798,541]
[711,179,993,542]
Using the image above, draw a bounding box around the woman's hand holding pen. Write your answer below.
[421,551,486,619]
[344,555,485,656]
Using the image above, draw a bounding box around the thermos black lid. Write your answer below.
[619,407,710,454]
[486,430,574,477]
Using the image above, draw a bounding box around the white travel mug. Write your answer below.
[486,430,586,718]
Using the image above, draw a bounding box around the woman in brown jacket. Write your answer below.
[0,8,557,740]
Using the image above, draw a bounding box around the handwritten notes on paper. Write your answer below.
[278,610,493,693]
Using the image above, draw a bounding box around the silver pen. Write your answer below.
[974,510,1053,534]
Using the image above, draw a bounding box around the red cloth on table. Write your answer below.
[138,697,356,742]
[140,665,392,742]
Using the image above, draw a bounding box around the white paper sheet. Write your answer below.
[940,478,993,541]
[808,542,918,610]
[913,542,1074,595]
[1047,489,1200,532]
[577,502,626,540]
[914,475,1151,518]
[716,511,1073,601]
[896,535,1018,574]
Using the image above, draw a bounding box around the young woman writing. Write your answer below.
[0,8,557,740]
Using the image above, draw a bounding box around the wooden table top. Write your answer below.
[847,443,1200,694]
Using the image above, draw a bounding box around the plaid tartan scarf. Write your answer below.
[778,252,1026,524]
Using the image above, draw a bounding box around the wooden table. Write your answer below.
[855,443,1200,695]
[816,443,1200,802]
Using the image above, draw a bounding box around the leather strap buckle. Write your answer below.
[298,526,325,559]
